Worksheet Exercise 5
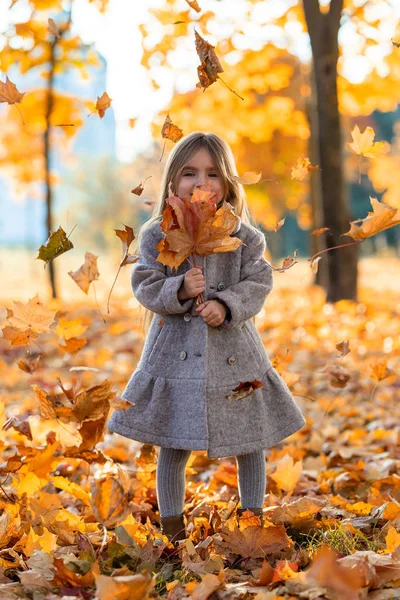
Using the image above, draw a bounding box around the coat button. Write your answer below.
[217,281,226,291]
[180,351,187,360]
[184,313,191,322]
[227,356,236,365]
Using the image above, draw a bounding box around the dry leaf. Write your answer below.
[68,252,99,294]
[161,114,183,143]
[273,218,285,232]
[96,91,112,118]
[185,0,201,12]
[156,188,243,271]
[195,30,224,90]
[48,18,60,38]
[291,157,320,181]
[226,380,263,401]
[343,197,400,241]
[0,76,26,105]
[7,294,57,334]
[36,226,74,265]
[232,172,262,185]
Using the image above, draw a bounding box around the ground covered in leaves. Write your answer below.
[1,273,400,600]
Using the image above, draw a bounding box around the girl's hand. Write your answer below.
[178,267,205,300]
[195,299,227,326]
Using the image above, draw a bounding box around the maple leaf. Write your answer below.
[291,157,320,181]
[36,226,74,265]
[96,91,112,118]
[215,520,292,559]
[195,30,224,90]
[336,340,350,358]
[54,316,89,340]
[156,188,243,271]
[270,454,302,493]
[226,379,263,401]
[312,227,330,236]
[348,125,386,183]
[7,294,57,334]
[161,113,183,143]
[2,416,32,440]
[0,75,26,105]
[370,358,392,382]
[343,197,400,241]
[348,125,386,158]
[68,252,100,294]
[274,250,298,272]
[232,171,262,184]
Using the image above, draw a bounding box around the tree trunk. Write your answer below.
[44,40,57,299]
[303,0,358,302]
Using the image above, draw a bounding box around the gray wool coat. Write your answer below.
[107,217,306,458]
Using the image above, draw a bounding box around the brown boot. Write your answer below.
[160,512,186,549]
[237,507,264,527]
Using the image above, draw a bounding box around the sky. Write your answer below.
[1,0,399,162]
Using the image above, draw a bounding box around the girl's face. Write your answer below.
[175,148,225,205]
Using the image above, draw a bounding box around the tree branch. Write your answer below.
[302,0,322,36]
[329,0,344,27]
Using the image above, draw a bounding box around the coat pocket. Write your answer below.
[147,324,172,365]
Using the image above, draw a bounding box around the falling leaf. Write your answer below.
[18,354,43,373]
[114,225,139,268]
[0,75,26,105]
[336,340,350,358]
[392,39,400,48]
[342,197,400,241]
[273,218,285,232]
[312,227,330,236]
[321,364,351,388]
[131,175,151,196]
[6,294,57,334]
[273,250,298,272]
[48,18,60,38]
[156,187,243,271]
[161,113,183,143]
[96,91,112,118]
[195,30,224,90]
[348,125,386,183]
[370,358,392,382]
[128,117,136,128]
[310,256,322,274]
[68,252,99,294]
[226,379,263,401]
[36,226,74,265]
[232,172,261,185]
[291,157,320,181]
[185,0,201,12]
[348,125,386,158]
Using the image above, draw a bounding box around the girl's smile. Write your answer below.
[175,148,225,204]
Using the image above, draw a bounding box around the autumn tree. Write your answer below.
[0,0,109,298]
[139,0,400,302]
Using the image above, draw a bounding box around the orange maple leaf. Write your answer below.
[0,76,25,104]
[68,252,99,294]
[161,114,183,143]
[342,197,400,241]
[156,187,243,271]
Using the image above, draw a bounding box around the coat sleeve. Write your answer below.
[131,225,195,315]
[212,230,273,330]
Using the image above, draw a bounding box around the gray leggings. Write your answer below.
[156,447,266,517]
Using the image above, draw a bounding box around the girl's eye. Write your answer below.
[208,173,218,178]
[183,172,194,177]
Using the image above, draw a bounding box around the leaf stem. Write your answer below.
[308,239,363,262]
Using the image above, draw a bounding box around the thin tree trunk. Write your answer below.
[306,61,328,290]
[44,41,57,298]
[44,5,73,299]
[303,0,358,302]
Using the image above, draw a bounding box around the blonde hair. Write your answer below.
[132,132,259,336]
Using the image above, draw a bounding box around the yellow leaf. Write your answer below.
[54,316,89,340]
[343,197,400,241]
[7,293,57,334]
[233,171,262,184]
[385,525,400,553]
[51,476,91,506]
[348,125,385,158]
[270,454,302,493]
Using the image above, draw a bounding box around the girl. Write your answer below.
[107,132,306,546]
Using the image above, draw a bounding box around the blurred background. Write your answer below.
[1,0,400,303]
